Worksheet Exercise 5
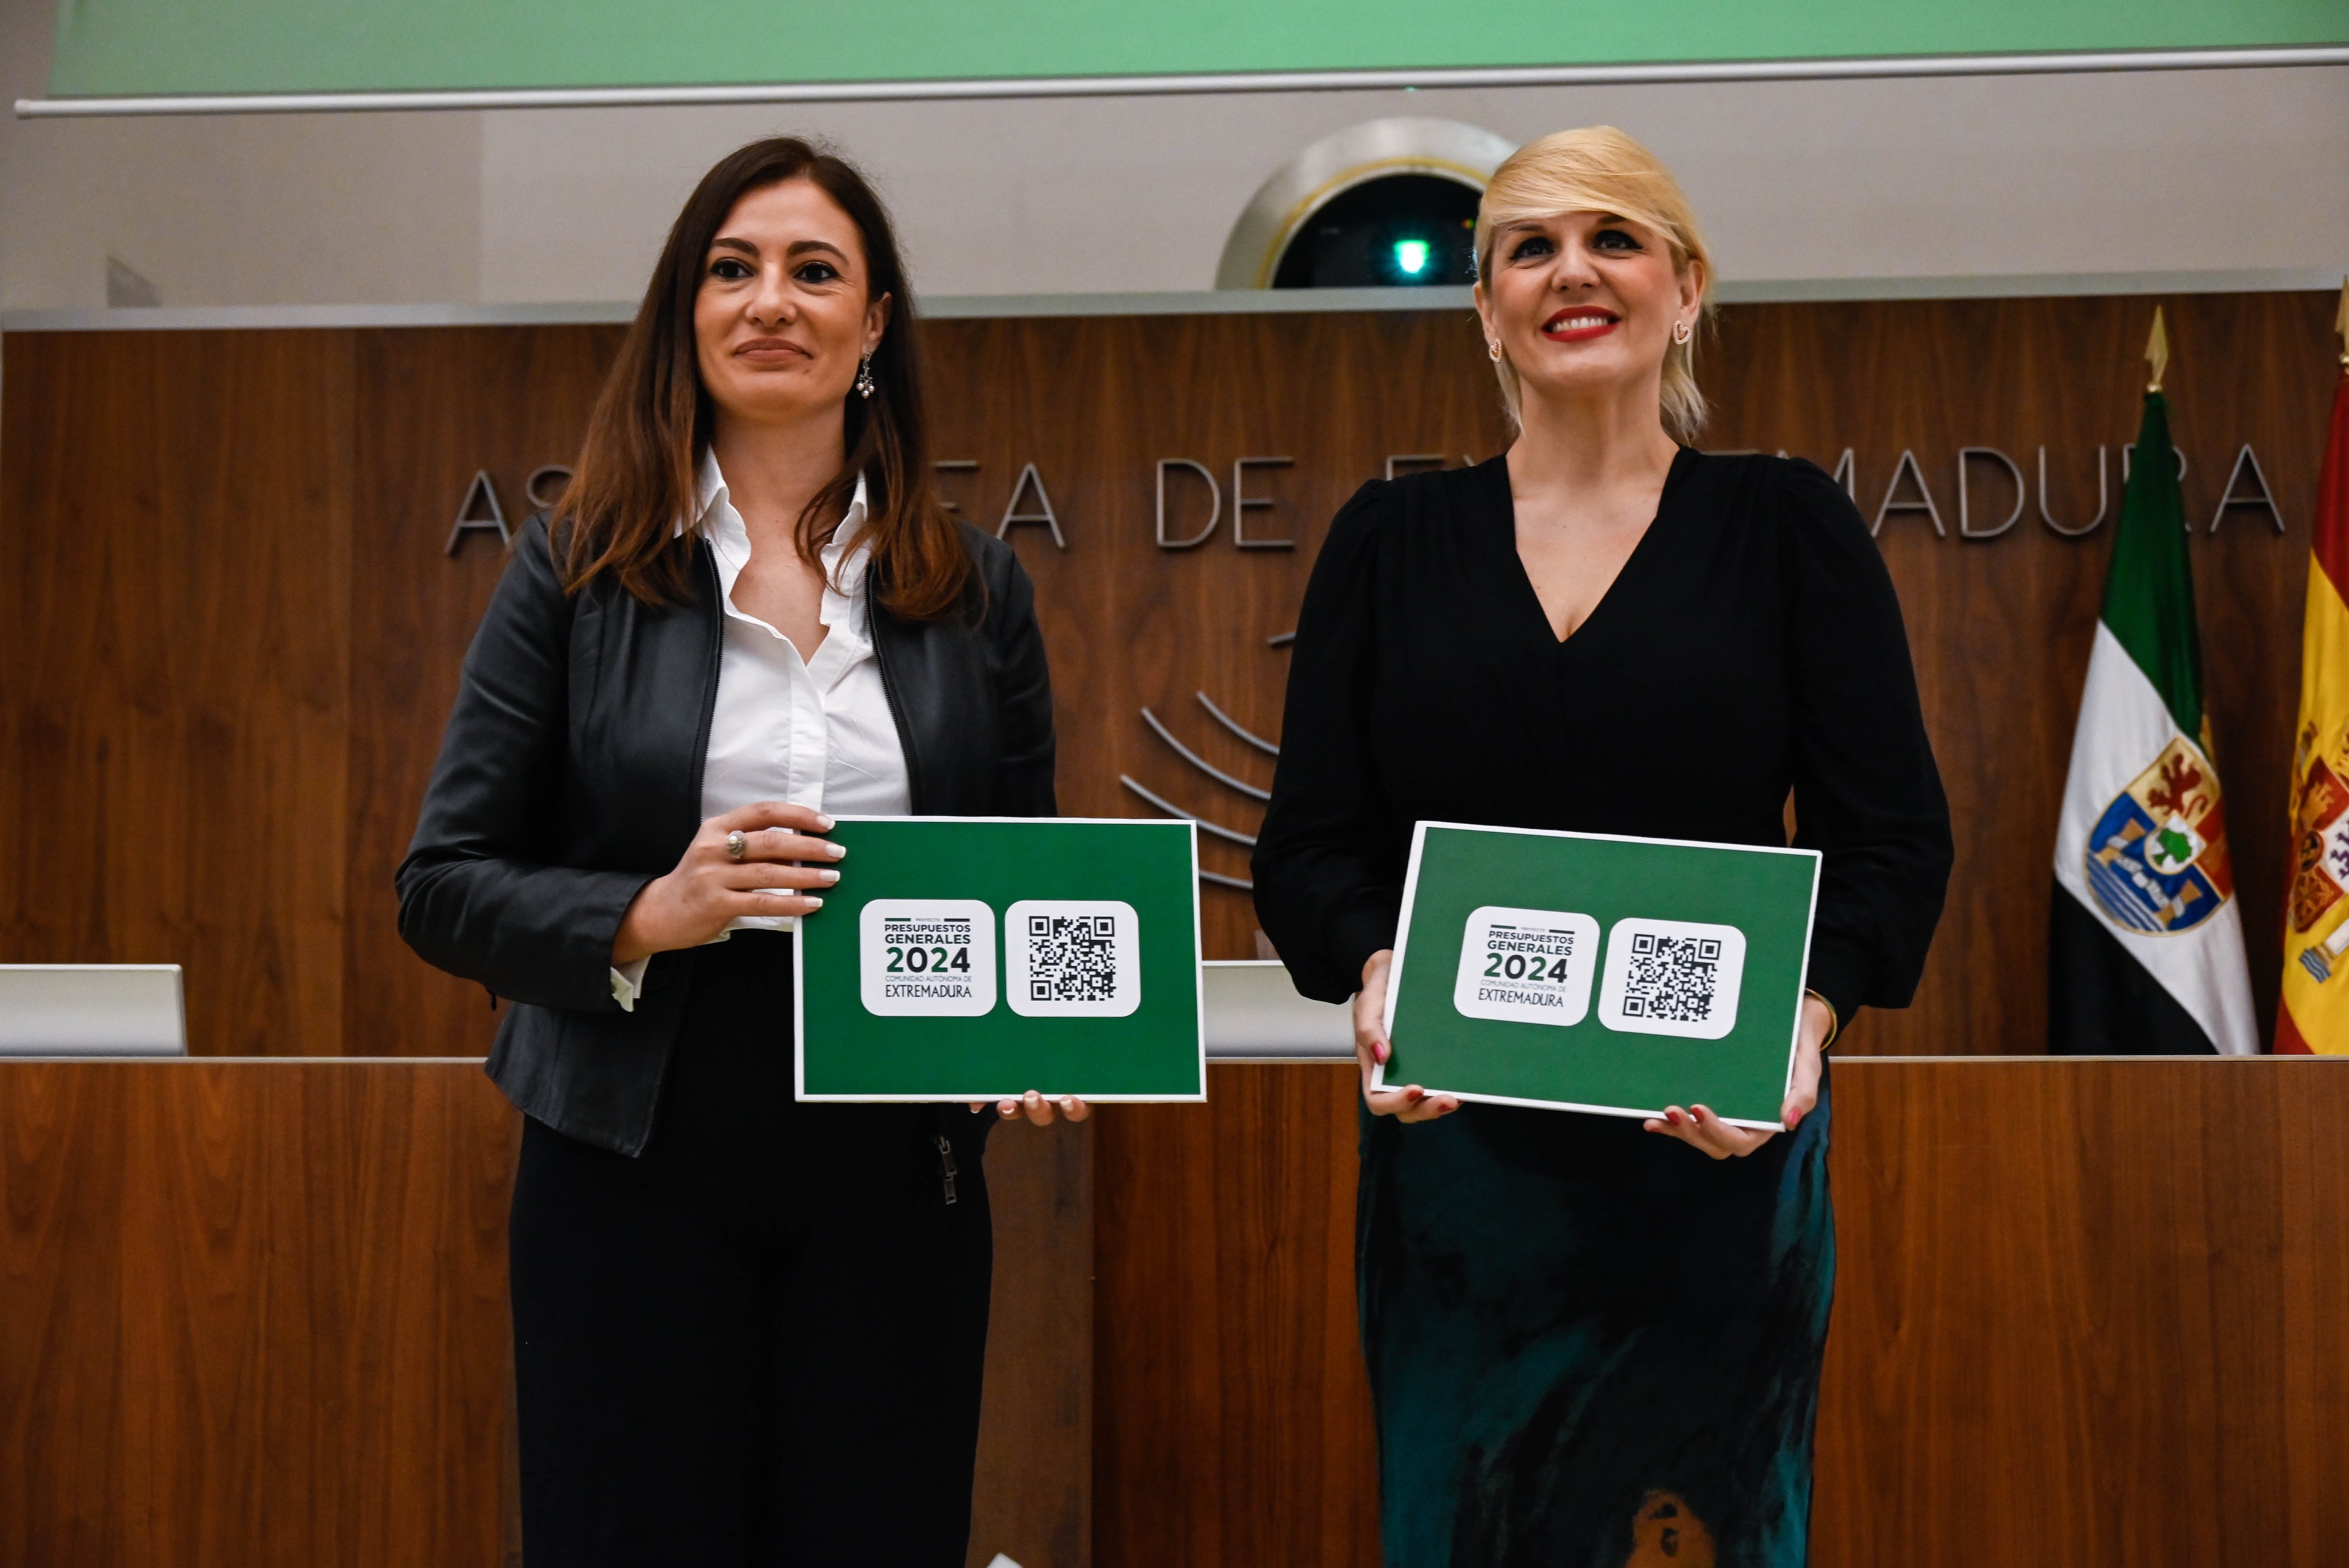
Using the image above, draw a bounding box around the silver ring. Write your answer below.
[725,830,747,862]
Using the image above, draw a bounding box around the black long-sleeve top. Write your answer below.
[1252,450,1952,1025]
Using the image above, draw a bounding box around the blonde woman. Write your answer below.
[1254,128,1951,1564]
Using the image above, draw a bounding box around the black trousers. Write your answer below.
[508,931,994,1567]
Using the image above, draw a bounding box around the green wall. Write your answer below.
[45,0,2349,99]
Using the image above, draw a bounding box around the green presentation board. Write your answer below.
[794,816,1205,1102]
[1380,822,1820,1128]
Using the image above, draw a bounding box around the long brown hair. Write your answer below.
[554,137,968,618]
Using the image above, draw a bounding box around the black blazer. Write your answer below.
[396,514,1057,1155]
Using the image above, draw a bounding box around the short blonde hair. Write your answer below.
[1475,126,1714,444]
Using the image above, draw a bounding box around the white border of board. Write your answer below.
[793,815,1207,1103]
[1374,820,1822,1131]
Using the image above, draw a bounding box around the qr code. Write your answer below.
[1597,919,1746,1039]
[1005,900,1140,1017]
[1618,933,1723,1022]
[1027,914,1119,1002]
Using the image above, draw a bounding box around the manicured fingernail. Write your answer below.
[817,869,840,884]
[1787,1109,1803,1129]
[801,896,823,909]
[826,842,846,859]
[816,814,835,830]
[1376,1042,1390,1063]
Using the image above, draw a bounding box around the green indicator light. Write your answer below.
[1393,239,1429,276]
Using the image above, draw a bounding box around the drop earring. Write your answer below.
[854,353,876,398]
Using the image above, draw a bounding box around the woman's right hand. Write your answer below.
[612,801,845,964]
[1355,949,1458,1123]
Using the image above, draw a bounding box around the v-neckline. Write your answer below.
[1486,446,1693,649]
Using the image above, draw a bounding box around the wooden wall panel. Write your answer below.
[1817,1056,2349,1566]
[0,1063,1097,1568]
[1092,1060,2349,1568]
[969,1119,1095,1568]
[1093,1066,1378,1568]
[0,1061,516,1568]
[0,330,358,1056]
[10,1060,2344,1568]
[342,326,624,1059]
[0,294,2330,1059]
[1697,293,2331,1054]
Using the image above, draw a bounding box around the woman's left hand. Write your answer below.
[1641,994,1830,1158]
[970,1090,1092,1126]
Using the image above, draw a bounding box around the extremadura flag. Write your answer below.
[2276,287,2349,1054]
[2050,326,2259,1056]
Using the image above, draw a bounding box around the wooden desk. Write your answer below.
[0,1058,1087,1568]
[1093,1058,2349,1568]
[7,1058,2344,1568]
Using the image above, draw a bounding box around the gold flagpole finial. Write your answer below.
[2335,275,2347,370]
[2145,305,2170,394]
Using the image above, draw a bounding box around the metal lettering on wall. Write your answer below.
[440,445,2288,898]
[442,465,572,554]
[440,442,2295,560]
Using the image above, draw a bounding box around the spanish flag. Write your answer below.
[2049,310,2259,1055]
[2276,282,2349,1055]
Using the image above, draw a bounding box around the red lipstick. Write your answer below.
[1541,308,1621,342]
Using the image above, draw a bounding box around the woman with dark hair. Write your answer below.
[397,137,1072,1567]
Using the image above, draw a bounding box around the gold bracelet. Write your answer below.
[1804,989,1840,1051]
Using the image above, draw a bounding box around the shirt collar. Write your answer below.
[693,449,871,568]
[824,475,872,570]
[692,447,726,530]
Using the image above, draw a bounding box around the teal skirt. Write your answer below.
[1357,1075,1834,1567]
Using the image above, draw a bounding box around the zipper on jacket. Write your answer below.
[684,540,726,812]
[867,572,926,813]
[934,1133,959,1205]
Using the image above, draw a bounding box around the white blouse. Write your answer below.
[611,452,912,1009]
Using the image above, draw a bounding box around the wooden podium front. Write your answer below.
[5,1056,2343,1568]
[0,1057,1087,1568]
